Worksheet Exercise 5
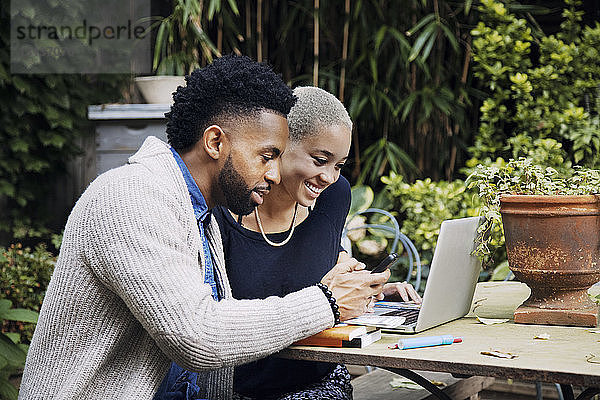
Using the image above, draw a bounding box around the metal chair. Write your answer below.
[342,207,422,291]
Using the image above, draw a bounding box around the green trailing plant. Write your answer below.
[0,243,55,343]
[470,0,600,170]
[0,299,38,400]
[466,157,600,264]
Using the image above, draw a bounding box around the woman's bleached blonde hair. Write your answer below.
[287,86,352,142]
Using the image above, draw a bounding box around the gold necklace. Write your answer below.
[255,203,299,247]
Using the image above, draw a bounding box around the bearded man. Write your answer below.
[19,55,389,400]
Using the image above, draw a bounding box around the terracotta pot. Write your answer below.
[500,195,600,327]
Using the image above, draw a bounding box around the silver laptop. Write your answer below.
[347,216,483,333]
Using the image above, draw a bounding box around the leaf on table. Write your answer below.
[476,316,510,325]
[533,333,550,340]
[586,354,600,364]
[390,378,422,390]
[481,350,519,359]
[429,380,447,387]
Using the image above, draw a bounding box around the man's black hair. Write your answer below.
[166,55,296,151]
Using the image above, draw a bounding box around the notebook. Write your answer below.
[346,216,483,333]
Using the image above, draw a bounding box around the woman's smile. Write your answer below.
[304,181,325,198]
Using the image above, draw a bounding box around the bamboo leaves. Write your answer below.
[359,139,418,185]
[226,0,240,16]
[149,0,478,182]
[408,14,459,62]
[408,21,437,62]
[153,0,239,74]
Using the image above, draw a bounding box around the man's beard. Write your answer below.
[218,155,258,216]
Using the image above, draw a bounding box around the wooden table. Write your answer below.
[277,282,600,399]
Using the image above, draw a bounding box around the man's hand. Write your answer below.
[382,282,422,303]
[320,257,390,321]
[320,255,365,287]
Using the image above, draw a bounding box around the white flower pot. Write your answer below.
[134,76,186,104]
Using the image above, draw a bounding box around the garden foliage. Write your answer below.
[0,244,55,343]
[158,0,480,184]
[381,173,483,267]
[347,176,490,285]
[0,2,129,243]
[0,299,38,400]
[470,0,600,170]
[152,0,240,75]
[340,1,600,277]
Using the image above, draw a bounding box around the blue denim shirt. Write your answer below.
[153,148,221,400]
[170,147,220,300]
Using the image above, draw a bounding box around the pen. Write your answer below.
[397,335,463,350]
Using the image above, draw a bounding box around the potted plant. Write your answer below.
[467,158,600,327]
[136,0,239,103]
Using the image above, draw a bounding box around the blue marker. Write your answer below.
[397,335,463,350]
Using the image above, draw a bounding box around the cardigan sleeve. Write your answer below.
[83,172,333,371]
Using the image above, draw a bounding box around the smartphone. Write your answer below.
[367,253,400,273]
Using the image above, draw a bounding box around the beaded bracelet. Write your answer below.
[316,282,341,325]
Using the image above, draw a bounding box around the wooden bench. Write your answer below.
[352,368,494,400]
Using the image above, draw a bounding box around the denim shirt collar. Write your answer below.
[169,147,211,223]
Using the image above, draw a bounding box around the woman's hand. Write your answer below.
[382,282,422,303]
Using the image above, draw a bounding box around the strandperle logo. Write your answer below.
[11,0,151,74]
[15,20,146,46]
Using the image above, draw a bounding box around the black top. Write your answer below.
[212,176,351,399]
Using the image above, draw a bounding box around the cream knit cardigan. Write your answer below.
[18,137,333,400]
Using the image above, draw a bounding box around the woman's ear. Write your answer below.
[203,125,228,160]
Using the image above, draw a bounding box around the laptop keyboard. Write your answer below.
[381,308,420,325]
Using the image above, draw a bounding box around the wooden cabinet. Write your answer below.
[88,104,170,176]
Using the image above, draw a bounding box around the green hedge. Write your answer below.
[0,2,129,243]
[470,0,600,169]
[379,173,507,282]
[0,244,55,343]
[382,173,482,264]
